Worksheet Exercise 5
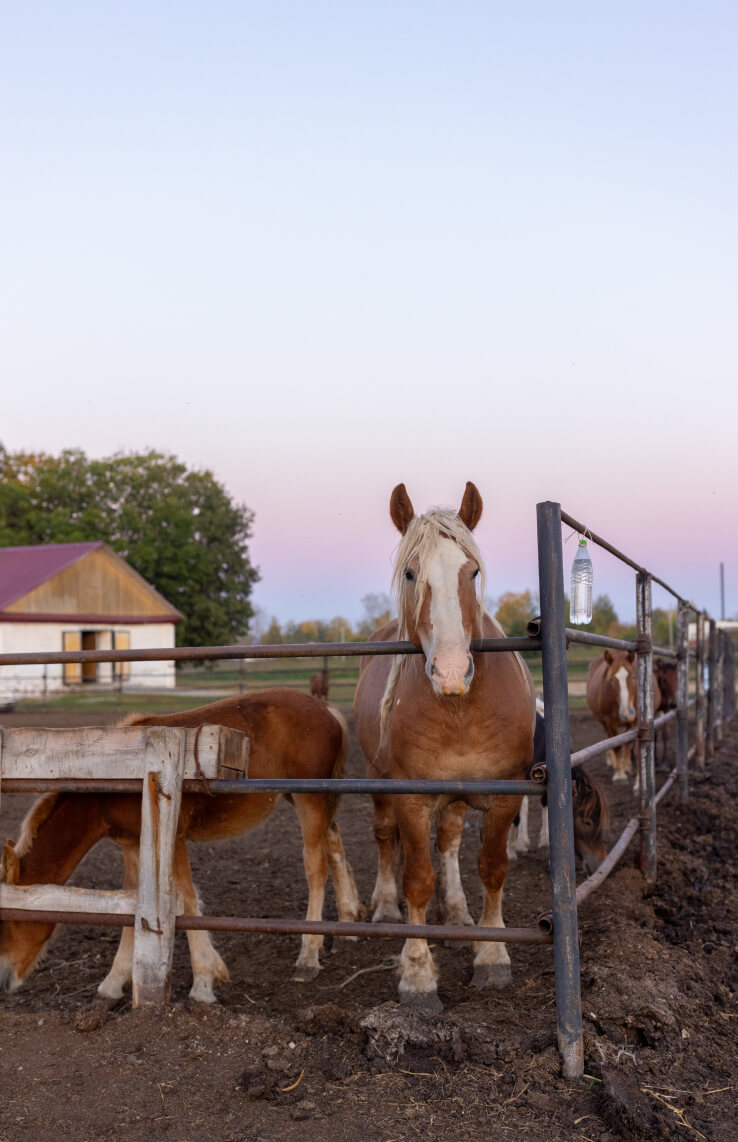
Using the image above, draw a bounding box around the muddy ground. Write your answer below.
[0,704,735,1142]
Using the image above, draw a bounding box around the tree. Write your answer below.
[0,444,259,647]
[261,617,284,644]
[356,592,394,638]
[494,590,537,637]
[590,595,620,638]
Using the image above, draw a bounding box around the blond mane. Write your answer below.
[14,793,63,860]
[378,508,488,748]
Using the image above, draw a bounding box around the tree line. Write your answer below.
[0,444,259,648]
[255,589,676,649]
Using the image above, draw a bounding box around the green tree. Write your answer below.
[0,444,259,647]
[261,617,284,644]
[590,595,621,637]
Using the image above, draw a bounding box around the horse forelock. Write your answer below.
[392,509,486,639]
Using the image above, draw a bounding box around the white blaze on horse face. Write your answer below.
[615,666,636,723]
[423,538,474,697]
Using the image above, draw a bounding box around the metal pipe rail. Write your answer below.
[0,909,552,945]
[0,635,541,669]
[0,778,546,797]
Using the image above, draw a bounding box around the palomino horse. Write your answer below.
[586,649,661,782]
[310,668,330,701]
[353,482,536,1009]
[0,689,363,1000]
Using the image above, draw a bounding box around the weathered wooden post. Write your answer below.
[676,602,690,802]
[695,613,706,767]
[131,727,186,1006]
[536,501,583,1079]
[636,573,656,883]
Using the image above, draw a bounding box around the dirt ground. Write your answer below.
[0,704,735,1142]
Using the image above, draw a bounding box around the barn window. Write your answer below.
[113,631,131,681]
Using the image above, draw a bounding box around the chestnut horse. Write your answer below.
[310,668,330,701]
[353,482,536,1009]
[0,689,363,1000]
[586,650,660,782]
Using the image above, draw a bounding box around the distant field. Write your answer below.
[8,645,603,716]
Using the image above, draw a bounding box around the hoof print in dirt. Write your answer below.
[471,963,512,989]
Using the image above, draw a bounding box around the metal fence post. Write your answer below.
[695,614,706,767]
[676,602,689,802]
[636,573,657,883]
[724,634,736,719]
[714,631,724,746]
[707,620,717,758]
[536,501,583,1079]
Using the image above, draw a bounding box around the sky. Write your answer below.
[2,1,737,628]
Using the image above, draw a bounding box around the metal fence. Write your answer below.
[0,500,734,1079]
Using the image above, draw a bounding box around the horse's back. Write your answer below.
[126,687,345,780]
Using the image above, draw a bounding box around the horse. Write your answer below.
[508,708,609,875]
[0,689,364,1000]
[310,668,330,701]
[353,481,537,1010]
[653,658,678,763]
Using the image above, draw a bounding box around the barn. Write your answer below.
[0,541,182,701]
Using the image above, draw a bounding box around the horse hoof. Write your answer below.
[292,964,321,983]
[372,906,403,923]
[612,772,628,784]
[399,990,444,1014]
[471,963,512,989]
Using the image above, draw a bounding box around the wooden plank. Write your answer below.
[0,883,136,915]
[132,728,184,1006]
[0,725,249,781]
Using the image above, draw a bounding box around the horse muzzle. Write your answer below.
[426,650,474,697]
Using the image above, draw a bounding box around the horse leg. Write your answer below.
[370,794,403,922]
[97,843,138,1000]
[291,793,331,981]
[514,795,531,854]
[396,798,441,1011]
[472,797,520,989]
[612,743,630,782]
[436,802,474,926]
[173,841,229,1004]
[538,802,549,849]
[325,821,365,928]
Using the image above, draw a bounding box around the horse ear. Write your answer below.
[0,840,19,885]
[604,649,613,664]
[458,482,483,531]
[390,484,415,535]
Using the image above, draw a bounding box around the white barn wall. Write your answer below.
[0,622,176,701]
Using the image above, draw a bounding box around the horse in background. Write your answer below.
[310,667,330,701]
[354,481,536,1010]
[508,707,609,875]
[654,658,678,763]
[0,689,364,1001]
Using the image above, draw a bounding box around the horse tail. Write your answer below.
[325,704,349,823]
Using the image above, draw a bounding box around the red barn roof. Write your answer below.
[0,542,104,610]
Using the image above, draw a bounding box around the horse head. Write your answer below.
[603,648,637,724]
[390,481,484,698]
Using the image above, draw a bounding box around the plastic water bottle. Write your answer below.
[570,538,593,624]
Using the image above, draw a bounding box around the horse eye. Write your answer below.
[405,569,415,582]
[472,568,479,579]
